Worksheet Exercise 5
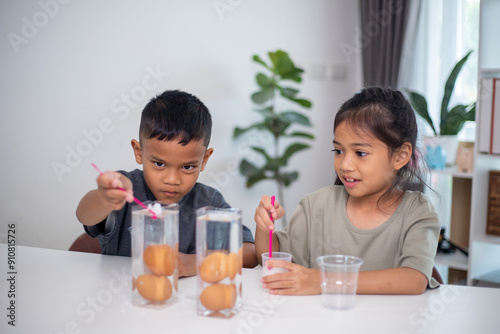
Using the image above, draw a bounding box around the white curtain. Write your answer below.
[400,0,479,140]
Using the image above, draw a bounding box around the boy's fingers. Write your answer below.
[125,191,135,203]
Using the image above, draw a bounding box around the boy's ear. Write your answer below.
[131,139,143,164]
[200,148,214,171]
[393,142,412,170]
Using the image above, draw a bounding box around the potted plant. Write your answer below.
[407,50,476,168]
[233,50,314,225]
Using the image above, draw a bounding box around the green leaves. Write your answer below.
[252,50,312,108]
[441,50,473,129]
[406,50,476,136]
[234,50,314,190]
[440,102,476,135]
[237,143,308,188]
[233,109,314,140]
[408,91,437,136]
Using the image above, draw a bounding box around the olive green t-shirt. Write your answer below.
[276,185,441,288]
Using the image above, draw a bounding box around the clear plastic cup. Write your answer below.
[196,206,243,318]
[316,255,363,310]
[261,252,292,276]
[131,202,179,307]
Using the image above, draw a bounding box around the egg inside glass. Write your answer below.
[196,207,243,318]
[131,202,179,307]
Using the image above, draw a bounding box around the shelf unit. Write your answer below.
[430,168,472,284]
[467,0,500,287]
[430,1,500,287]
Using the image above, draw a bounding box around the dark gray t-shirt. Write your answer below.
[85,169,254,256]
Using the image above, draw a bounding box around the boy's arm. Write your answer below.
[178,242,259,278]
[76,172,134,226]
[178,253,197,278]
[76,189,114,226]
[242,242,258,268]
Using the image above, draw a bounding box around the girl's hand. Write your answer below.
[96,171,134,210]
[254,195,285,232]
[261,260,321,295]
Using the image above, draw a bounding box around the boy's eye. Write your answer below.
[332,149,343,155]
[183,165,195,171]
[153,161,165,168]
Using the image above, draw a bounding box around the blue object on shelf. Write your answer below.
[426,145,446,169]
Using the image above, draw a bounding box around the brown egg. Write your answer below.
[136,274,172,302]
[238,247,243,275]
[227,251,240,280]
[199,252,229,283]
[199,283,237,311]
[143,243,177,276]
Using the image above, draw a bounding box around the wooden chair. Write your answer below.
[69,233,101,254]
[432,266,444,284]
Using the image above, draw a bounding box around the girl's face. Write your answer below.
[333,121,405,202]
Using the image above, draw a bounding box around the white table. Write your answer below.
[1,245,500,334]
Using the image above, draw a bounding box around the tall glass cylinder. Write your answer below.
[196,206,243,318]
[131,202,179,307]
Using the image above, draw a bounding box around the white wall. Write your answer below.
[0,0,362,250]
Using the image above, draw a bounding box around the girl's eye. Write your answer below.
[154,161,165,168]
[332,149,343,155]
[356,151,368,157]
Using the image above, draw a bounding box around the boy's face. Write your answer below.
[131,137,213,204]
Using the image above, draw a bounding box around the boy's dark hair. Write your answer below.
[139,90,212,146]
[333,86,428,205]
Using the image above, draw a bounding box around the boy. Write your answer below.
[76,90,257,276]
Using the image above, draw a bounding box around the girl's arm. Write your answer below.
[255,227,280,265]
[254,195,284,265]
[357,267,428,295]
[261,263,428,296]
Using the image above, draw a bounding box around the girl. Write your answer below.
[254,87,440,295]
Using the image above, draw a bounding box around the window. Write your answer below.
[404,0,480,140]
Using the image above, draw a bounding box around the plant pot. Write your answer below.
[423,135,459,169]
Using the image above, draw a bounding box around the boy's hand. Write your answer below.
[96,171,134,210]
[254,195,285,233]
[178,253,197,277]
[261,260,321,295]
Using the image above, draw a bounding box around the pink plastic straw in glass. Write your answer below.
[269,195,275,259]
[91,163,157,219]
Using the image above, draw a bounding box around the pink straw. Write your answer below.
[269,195,275,259]
[91,163,157,219]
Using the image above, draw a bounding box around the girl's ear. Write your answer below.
[393,142,412,170]
[131,139,143,164]
[201,148,214,171]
